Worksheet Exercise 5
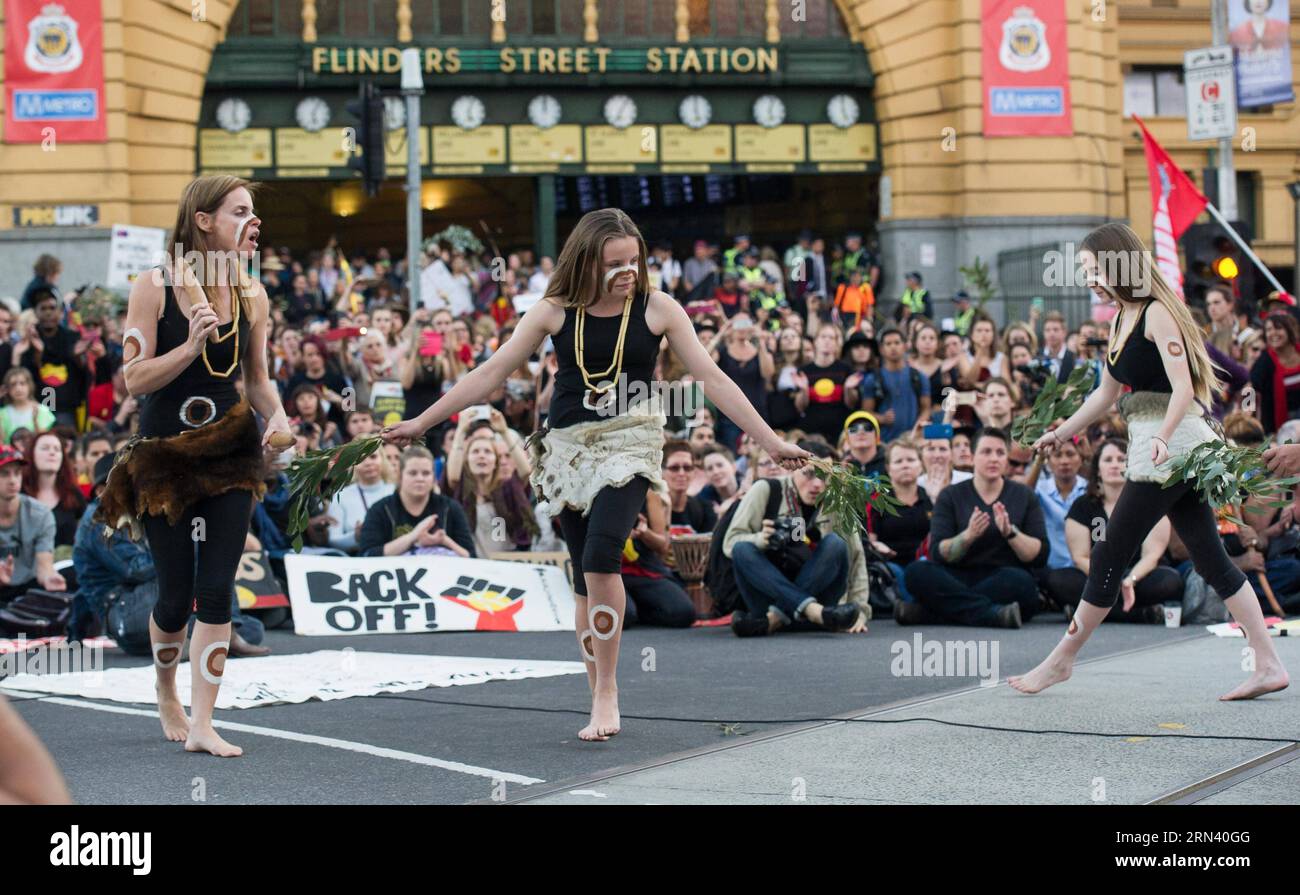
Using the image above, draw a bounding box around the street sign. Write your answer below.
[1184,45,1236,141]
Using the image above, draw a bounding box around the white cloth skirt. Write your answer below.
[1117,390,1220,484]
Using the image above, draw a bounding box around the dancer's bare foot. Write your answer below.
[1220,665,1290,701]
[1008,655,1073,694]
[579,686,620,741]
[156,683,190,742]
[184,724,243,757]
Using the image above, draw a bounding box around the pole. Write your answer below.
[1210,0,1237,220]
[1204,200,1287,294]
[1293,185,1300,296]
[401,48,424,316]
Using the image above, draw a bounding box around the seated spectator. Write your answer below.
[973,377,1018,432]
[327,449,396,554]
[359,446,474,557]
[898,428,1048,628]
[285,336,351,430]
[866,439,932,603]
[23,431,86,551]
[951,426,975,472]
[740,444,784,491]
[839,411,884,478]
[619,492,696,628]
[1045,438,1180,622]
[1032,437,1087,578]
[70,452,267,651]
[918,430,972,502]
[448,429,538,556]
[0,368,54,444]
[444,408,531,492]
[796,325,852,445]
[662,440,717,534]
[1249,313,1300,435]
[723,441,869,636]
[74,431,113,499]
[696,443,742,514]
[344,409,380,441]
[0,445,65,604]
[287,383,342,448]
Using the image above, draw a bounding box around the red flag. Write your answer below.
[1133,115,1208,239]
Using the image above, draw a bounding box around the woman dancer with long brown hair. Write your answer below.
[383,208,810,740]
[1010,222,1288,700]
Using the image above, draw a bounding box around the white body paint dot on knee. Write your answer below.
[589,605,620,640]
[198,640,230,685]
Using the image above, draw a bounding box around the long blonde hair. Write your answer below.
[169,175,259,321]
[543,208,650,308]
[1081,222,1220,406]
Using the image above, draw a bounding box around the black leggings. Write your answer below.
[557,477,650,597]
[142,490,255,632]
[1081,478,1246,609]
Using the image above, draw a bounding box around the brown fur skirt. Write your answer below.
[94,399,268,541]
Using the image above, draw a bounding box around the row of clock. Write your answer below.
[214,92,862,135]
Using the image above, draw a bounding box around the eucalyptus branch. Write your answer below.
[807,457,903,542]
[285,434,385,551]
[1010,363,1095,446]
[1162,441,1300,526]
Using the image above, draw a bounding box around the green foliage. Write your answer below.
[809,459,903,542]
[285,434,384,551]
[1162,441,1300,525]
[958,256,996,312]
[424,225,484,256]
[1011,362,1096,446]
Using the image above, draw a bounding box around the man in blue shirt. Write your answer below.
[870,328,929,442]
[1033,439,1087,574]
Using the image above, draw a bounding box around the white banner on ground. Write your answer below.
[0,649,585,709]
[284,554,576,636]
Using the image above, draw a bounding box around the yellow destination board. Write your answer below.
[276,128,351,168]
[808,124,877,162]
[661,125,731,163]
[584,126,656,163]
[199,129,272,169]
[384,127,431,166]
[508,125,582,164]
[432,126,506,165]
[735,124,805,163]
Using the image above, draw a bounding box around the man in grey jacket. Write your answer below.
[723,441,870,636]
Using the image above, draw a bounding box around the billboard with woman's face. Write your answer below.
[1229,0,1295,106]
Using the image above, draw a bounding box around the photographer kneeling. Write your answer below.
[723,441,870,636]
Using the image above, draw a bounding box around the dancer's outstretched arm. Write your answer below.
[649,291,808,469]
[382,299,563,445]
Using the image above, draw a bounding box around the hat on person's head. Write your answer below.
[0,445,25,471]
[844,411,881,440]
[842,330,877,356]
[260,256,285,272]
[954,289,971,304]
[734,234,749,243]
[92,451,117,488]
[906,271,923,283]
[1267,290,1297,307]
[743,247,760,259]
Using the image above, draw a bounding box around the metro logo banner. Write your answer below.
[981,0,1073,137]
[4,0,106,142]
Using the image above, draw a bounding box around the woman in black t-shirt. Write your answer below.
[866,440,932,603]
[796,326,853,444]
[1045,438,1182,621]
[357,445,474,557]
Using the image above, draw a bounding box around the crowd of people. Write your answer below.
[3,234,1299,642]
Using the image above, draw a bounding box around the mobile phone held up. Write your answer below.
[419,330,444,357]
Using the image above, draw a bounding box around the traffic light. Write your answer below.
[346,81,386,197]
[1181,220,1255,310]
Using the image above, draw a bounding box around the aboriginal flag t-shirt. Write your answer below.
[799,360,852,444]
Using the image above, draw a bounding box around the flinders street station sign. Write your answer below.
[309,45,781,76]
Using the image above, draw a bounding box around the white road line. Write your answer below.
[37,697,544,785]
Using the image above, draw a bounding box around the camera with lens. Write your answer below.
[1014,359,1052,385]
[767,515,803,553]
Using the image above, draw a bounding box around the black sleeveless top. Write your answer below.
[548,293,660,429]
[138,276,251,438]
[1106,301,1172,393]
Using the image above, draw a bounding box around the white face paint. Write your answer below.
[234,212,257,252]
[603,263,638,291]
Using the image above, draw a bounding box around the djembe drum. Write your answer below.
[670,533,714,619]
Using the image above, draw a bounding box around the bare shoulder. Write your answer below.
[1144,299,1178,332]
[127,267,166,320]
[524,295,567,336]
[645,290,683,335]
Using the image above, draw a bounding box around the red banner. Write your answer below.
[981,0,1073,137]
[4,0,106,143]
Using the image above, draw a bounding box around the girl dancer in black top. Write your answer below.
[97,176,292,755]
[1010,223,1288,700]
[384,208,810,741]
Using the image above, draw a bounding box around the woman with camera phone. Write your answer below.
[382,208,810,741]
